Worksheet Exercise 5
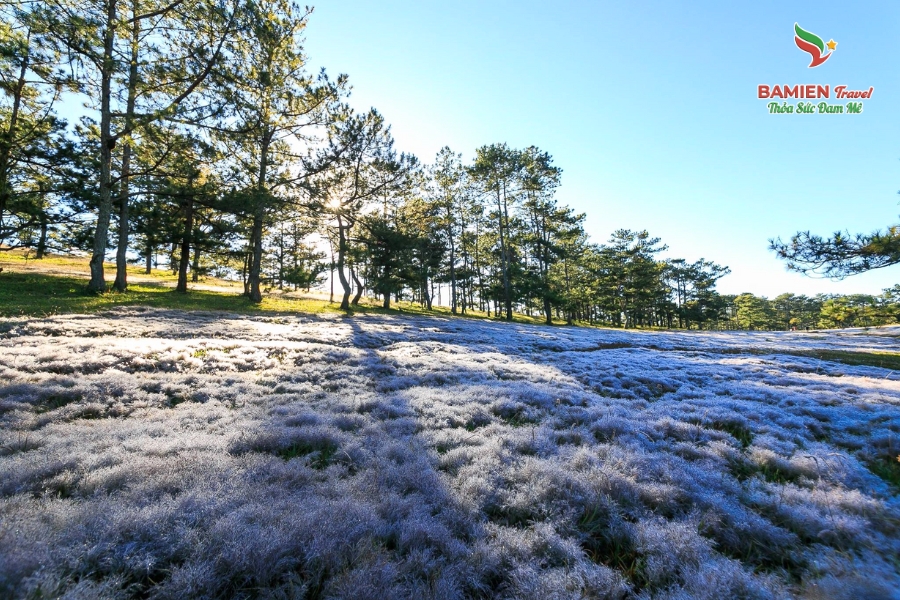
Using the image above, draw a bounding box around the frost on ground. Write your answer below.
[1,308,899,600]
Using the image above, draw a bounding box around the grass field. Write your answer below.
[0,249,561,326]
[2,250,900,599]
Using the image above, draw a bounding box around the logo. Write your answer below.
[755,23,870,114]
[794,23,836,68]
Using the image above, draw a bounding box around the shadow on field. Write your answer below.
[207,316,508,598]
[2,310,900,599]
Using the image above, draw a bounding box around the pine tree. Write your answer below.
[470,143,521,321]
[0,3,72,248]
[34,0,238,292]
[315,108,418,310]
[212,0,343,302]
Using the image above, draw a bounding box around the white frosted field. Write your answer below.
[1,308,899,599]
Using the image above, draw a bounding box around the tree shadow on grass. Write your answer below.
[3,310,900,598]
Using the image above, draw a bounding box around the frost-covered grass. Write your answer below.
[1,308,899,599]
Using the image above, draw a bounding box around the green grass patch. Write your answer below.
[728,455,803,485]
[0,271,339,318]
[577,505,648,591]
[723,347,900,371]
[867,454,900,491]
[483,501,543,529]
[0,432,41,456]
[0,264,572,326]
[434,442,452,455]
[37,391,84,412]
[689,346,900,371]
[0,248,180,281]
[709,420,754,449]
[278,440,338,469]
[796,349,900,371]
[757,463,803,485]
[491,405,540,428]
[709,346,900,371]
[698,514,807,579]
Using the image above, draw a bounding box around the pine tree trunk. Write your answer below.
[191,243,200,282]
[35,213,48,258]
[88,0,118,293]
[247,214,264,302]
[247,135,270,303]
[242,251,250,296]
[327,235,335,303]
[113,4,140,292]
[351,266,363,306]
[176,195,193,293]
[495,184,512,320]
[277,225,284,289]
[447,205,456,314]
[336,216,352,310]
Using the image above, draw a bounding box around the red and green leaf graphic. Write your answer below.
[794,23,833,68]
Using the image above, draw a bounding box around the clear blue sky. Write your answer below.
[303,1,900,297]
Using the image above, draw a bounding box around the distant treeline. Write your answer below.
[2,1,897,331]
[715,290,900,331]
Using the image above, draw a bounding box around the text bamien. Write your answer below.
[757,85,873,99]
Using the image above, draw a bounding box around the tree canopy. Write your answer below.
[770,225,900,278]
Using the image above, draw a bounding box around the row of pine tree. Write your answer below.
[2,1,897,329]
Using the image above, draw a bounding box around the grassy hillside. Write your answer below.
[1,309,899,598]
[0,249,559,326]
[5,250,900,374]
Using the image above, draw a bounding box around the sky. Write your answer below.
[301,0,900,297]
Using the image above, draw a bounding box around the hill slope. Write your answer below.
[1,309,899,599]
